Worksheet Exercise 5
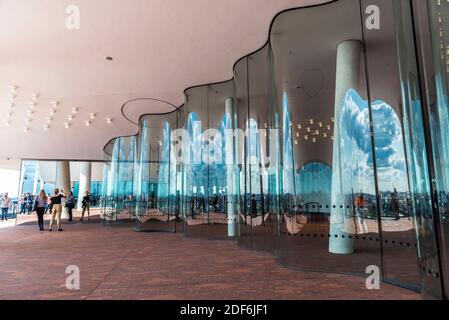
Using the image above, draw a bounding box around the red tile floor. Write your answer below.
[0,211,422,300]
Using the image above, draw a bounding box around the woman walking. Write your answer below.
[35,190,47,231]
[49,188,67,232]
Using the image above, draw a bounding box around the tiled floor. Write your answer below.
[0,213,422,300]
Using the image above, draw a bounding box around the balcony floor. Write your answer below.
[0,212,421,300]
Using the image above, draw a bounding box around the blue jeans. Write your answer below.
[1,208,8,220]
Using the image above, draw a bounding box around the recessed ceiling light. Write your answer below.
[68,115,74,121]
[72,108,78,114]
[64,123,70,129]
[85,121,91,126]
[43,125,49,131]
[89,113,96,119]
[9,85,18,93]
[106,118,113,124]
[24,127,29,133]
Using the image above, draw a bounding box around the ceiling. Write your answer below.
[0,0,327,163]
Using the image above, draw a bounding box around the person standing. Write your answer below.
[35,190,47,231]
[391,188,400,220]
[251,194,258,218]
[80,190,91,222]
[1,193,11,222]
[355,193,368,234]
[26,193,33,215]
[66,191,75,222]
[45,193,52,214]
[49,188,67,231]
[19,194,26,214]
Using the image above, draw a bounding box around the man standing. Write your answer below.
[1,193,11,222]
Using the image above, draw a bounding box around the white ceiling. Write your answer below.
[0,0,326,162]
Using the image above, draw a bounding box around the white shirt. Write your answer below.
[1,196,11,208]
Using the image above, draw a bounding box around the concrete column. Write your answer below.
[56,161,71,219]
[32,165,39,195]
[77,162,92,211]
[329,40,362,254]
[225,97,236,237]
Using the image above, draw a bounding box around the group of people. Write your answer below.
[1,189,92,231]
[34,189,92,231]
[19,193,39,215]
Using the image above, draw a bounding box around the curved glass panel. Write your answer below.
[419,0,449,298]
[100,0,447,298]
[270,0,382,276]
[182,81,237,239]
[134,112,180,232]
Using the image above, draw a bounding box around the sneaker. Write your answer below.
[48,229,52,232]
[58,228,63,232]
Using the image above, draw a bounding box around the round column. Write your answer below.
[77,162,92,211]
[329,40,362,254]
[56,161,71,219]
[225,97,236,237]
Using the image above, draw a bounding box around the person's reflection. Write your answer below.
[355,192,368,234]
[391,188,400,221]
[251,194,258,218]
